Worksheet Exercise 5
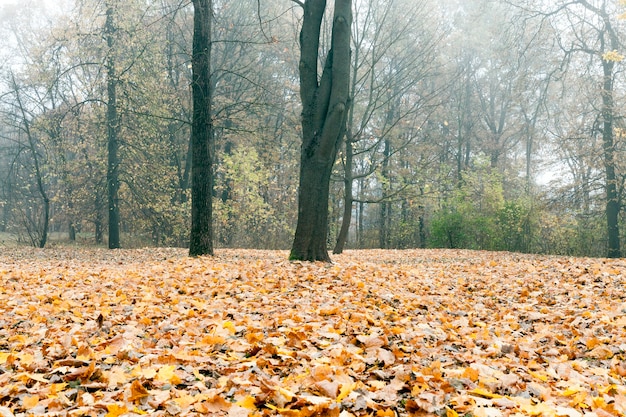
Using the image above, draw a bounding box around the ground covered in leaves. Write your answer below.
[0,248,625,417]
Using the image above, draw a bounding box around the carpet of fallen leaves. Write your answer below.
[0,248,626,417]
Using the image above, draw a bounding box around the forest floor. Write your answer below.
[0,247,625,417]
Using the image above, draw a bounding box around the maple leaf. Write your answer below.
[104,404,128,417]
[127,379,149,402]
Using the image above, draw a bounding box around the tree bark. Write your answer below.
[290,0,352,262]
[189,0,214,257]
[105,4,120,249]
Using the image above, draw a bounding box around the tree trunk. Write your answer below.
[379,138,391,249]
[601,59,621,258]
[333,138,353,254]
[290,0,352,262]
[105,4,120,249]
[189,0,214,257]
[357,178,364,248]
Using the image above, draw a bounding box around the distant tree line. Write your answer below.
[0,0,625,258]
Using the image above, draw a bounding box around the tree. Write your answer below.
[189,0,214,257]
[105,2,121,249]
[5,73,50,248]
[289,0,352,262]
[550,0,623,258]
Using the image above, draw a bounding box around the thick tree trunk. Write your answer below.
[290,0,352,262]
[601,60,621,258]
[105,4,120,249]
[291,159,335,261]
[189,0,214,257]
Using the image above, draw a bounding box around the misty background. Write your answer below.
[0,0,624,257]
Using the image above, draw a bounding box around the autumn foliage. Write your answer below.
[0,248,625,416]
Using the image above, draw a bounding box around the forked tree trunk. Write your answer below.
[290,0,352,262]
[189,0,214,257]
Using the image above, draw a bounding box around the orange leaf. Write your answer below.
[105,404,128,417]
[462,367,479,382]
[197,335,226,346]
[128,380,150,402]
[76,344,94,361]
[22,395,39,410]
[468,388,502,399]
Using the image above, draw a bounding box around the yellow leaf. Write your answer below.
[156,365,181,385]
[222,321,236,334]
[528,370,549,382]
[174,393,197,408]
[468,388,502,399]
[18,353,34,366]
[446,407,459,417]
[105,404,128,417]
[20,373,49,383]
[562,386,583,396]
[278,387,296,401]
[376,409,395,417]
[236,395,257,410]
[337,382,357,401]
[0,352,9,364]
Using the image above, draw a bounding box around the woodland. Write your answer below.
[1,0,626,258]
[2,2,626,416]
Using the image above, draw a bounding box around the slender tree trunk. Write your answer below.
[189,0,214,257]
[105,4,120,249]
[290,0,352,262]
[333,33,359,255]
[333,138,353,254]
[379,138,391,249]
[601,60,621,258]
[357,177,364,248]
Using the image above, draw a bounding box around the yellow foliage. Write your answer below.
[602,50,624,62]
